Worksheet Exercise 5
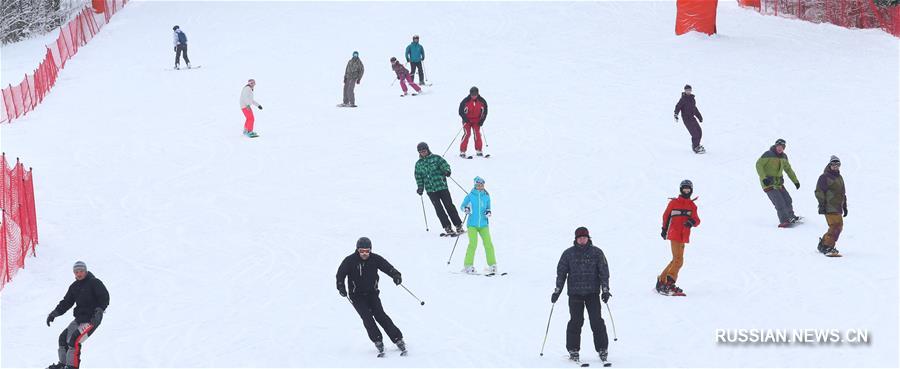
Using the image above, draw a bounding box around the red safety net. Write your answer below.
[738,0,900,36]
[0,153,39,291]
[676,0,720,35]
[1,0,128,124]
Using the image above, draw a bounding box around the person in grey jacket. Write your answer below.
[341,51,364,107]
[551,226,611,364]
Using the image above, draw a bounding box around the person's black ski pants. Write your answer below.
[427,189,462,229]
[351,291,403,344]
[566,293,609,353]
[175,44,190,66]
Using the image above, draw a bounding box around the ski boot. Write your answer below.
[459,152,467,158]
[693,145,706,154]
[186,62,192,69]
[348,104,357,108]
[789,215,803,224]
[394,338,408,356]
[442,226,457,237]
[174,63,180,70]
[456,224,466,235]
[817,238,828,254]
[655,279,669,295]
[599,349,611,366]
[476,151,484,157]
[568,350,580,362]
[666,276,686,296]
[462,265,477,274]
[824,247,841,257]
[487,264,498,274]
[46,363,65,369]
[243,131,259,138]
[375,341,385,357]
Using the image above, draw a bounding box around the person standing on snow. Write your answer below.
[657,180,701,296]
[341,51,364,107]
[172,25,191,70]
[755,138,801,227]
[457,86,488,158]
[45,261,109,369]
[390,57,421,96]
[336,237,408,356]
[405,35,426,85]
[551,227,612,366]
[240,79,263,138]
[414,142,465,236]
[674,84,704,154]
[814,156,847,257]
[460,176,497,274]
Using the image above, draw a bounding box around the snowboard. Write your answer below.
[168,65,201,71]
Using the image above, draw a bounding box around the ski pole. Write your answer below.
[605,302,618,341]
[539,302,556,356]
[441,127,464,157]
[420,195,429,231]
[422,60,428,84]
[448,175,469,196]
[481,127,489,147]
[446,213,469,264]
[399,284,425,306]
[346,296,353,304]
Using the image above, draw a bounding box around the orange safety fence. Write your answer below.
[0,153,38,290]
[738,0,900,36]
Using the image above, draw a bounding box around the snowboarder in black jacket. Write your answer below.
[336,237,407,356]
[551,227,611,364]
[674,84,704,153]
[46,261,109,369]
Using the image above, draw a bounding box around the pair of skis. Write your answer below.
[377,350,407,358]
[460,154,491,159]
[570,357,612,367]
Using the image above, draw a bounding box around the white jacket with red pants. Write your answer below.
[240,84,260,132]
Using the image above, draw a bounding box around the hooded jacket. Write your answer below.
[555,241,610,296]
[674,93,702,123]
[755,146,799,190]
[344,56,364,82]
[461,188,491,227]
[815,165,846,214]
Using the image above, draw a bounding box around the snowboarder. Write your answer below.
[657,180,701,296]
[755,138,801,227]
[674,84,704,153]
[172,25,191,70]
[551,227,611,365]
[341,51,364,107]
[336,237,407,356]
[814,156,847,256]
[390,57,421,96]
[405,35,425,85]
[240,79,263,138]
[457,86,488,158]
[45,261,109,369]
[414,142,465,236]
[460,176,497,274]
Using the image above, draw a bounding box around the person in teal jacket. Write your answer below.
[405,35,426,85]
[460,176,497,274]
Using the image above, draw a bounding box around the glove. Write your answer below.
[46,311,59,326]
[818,203,826,215]
[257,105,263,110]
[443,171,451,177]
[392,274,402,285]
[463,207,471,214]
[762,177,774,186]
[674,114,679,122]
[174,46,177,52]
[478,120,484,127]
[338,288,347,297]
[794,182,800,190]
[601,287,612,303]
[843,204,848,217]
[551,288,561,303]
[357,79,361,85]
[660,227,667,240]
[683,219,696,228]
[90,308,104,327]
[485,211,491,218]
[416,187,424,195]
[698,117,703,123]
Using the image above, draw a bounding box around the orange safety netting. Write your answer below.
[738,0,900,37]
[676,0,720,35]
[0,153,38,290]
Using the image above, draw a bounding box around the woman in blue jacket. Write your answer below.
[460,176,497,274]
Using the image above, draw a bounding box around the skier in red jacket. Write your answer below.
[457,86,488,158]
[657,180,700,296]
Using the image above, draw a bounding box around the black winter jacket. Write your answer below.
[674,93,703,123]
[336,253,401,296]
[52,272,110,323]
[555,241,610,296]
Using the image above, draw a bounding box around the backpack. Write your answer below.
[177,31,187,43]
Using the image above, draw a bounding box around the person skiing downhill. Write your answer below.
[45,261,109,369]
[414,142,465,236]
[390,57,421,96]
[457,87,488,158]
[814,156,847,257]
[172,25,191,70]
[240,79,263,138]
[341,51,364,107]
[405,35,426,85]
[656,180,701,296]
[460,176,497,274]
[551,227,612,366]
[755,138,802,227]
[674,84,704,153]
[336,237,408,357]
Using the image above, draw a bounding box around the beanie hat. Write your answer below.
[73,261,87,272]
[684,84,692,90]
[356,237,372,249]
[173,25,179,31]
[390,57,398,63]
[829,155,841,165]
[575,226,590,239]
[474,176,485,185]
[352,51,358,57]
[775,138,786,147]
[416,142,429,152]
[470,86,479,95]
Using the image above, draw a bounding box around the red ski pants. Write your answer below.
[460,122,483,152]
[242,107,255,132]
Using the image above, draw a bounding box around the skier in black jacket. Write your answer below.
[336,237,407,356]
[551,227,611,365]
[46,261,109,369]
[674,84,704,154]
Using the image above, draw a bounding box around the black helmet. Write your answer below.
[416,142,429,152]
[356,237,372,249]
[775,138,786,147]
[469,86,479,95]
[173,25,179,31]
[680,179,693,190]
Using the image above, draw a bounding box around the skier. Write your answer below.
[414,142,465,236]
[336,237,407,356]
[240,79,263,138]
[814,156,847,257]
[755,138,801,227]
[172,25,191,70]
[405,35,425,85]
[457,86,488,158]
[390,57,421,96]
[46,261,109,369]
[551,227,612,366]
[460,176,497,274]
[673,84,704,153]
[340,51,364,107]
[656,180,701,296]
